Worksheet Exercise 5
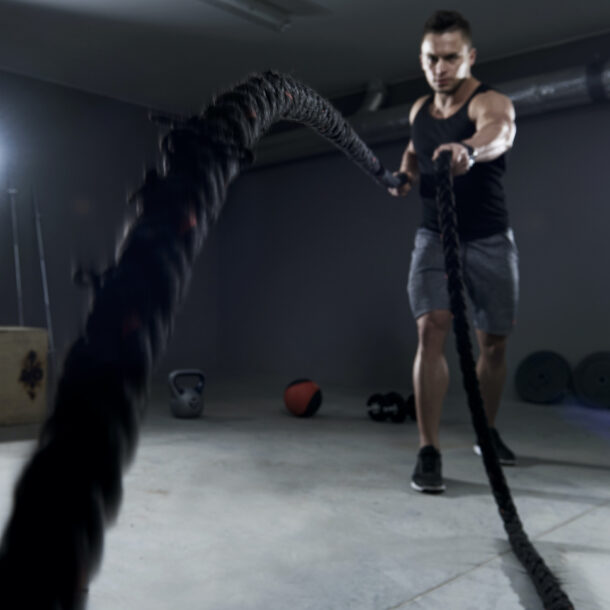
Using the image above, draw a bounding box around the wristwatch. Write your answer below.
[461,142,477,168]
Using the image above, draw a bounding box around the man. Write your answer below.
[389,10,519,493]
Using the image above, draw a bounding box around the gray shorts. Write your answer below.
[407,227,519,335]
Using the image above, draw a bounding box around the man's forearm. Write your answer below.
[463,120,515,163]
[399,149,420,182]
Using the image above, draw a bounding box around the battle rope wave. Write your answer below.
[435,150,573,610]
[0,71,568,609]
[0,70,405,610]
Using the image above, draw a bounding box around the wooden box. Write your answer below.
[0,327,48,425]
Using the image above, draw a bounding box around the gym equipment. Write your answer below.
[33,189,57,381]
[367,392,416,423]
[573,351,610,409]
[514,350,572,404]
[0,73,570,610]
[284,378,322,417]
[435,150,572,608]
[0,327,48,425]
[168,370,206,418]
[8,187,24,325]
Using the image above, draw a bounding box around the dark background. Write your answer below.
[0,32,608,403]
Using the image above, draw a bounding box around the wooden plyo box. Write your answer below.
[0,327,48,425]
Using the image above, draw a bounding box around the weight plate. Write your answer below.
[573,351,610,409]
[514,351,571,404]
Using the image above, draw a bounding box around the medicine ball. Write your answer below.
[284,378,322,417]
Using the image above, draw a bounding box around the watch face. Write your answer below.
[461,143,476,168]
[462,143,476,161]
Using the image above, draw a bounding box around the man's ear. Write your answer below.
[469,47,477,67]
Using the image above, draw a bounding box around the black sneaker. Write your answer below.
[473,428,517,465]
[411,445,446,493]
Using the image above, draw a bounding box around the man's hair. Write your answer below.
[423,10,473,47]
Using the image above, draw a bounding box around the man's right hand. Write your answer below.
[388,172,412,197]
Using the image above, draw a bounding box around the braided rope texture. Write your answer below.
[0,71,401,609]
[434,151,573,610]
[0,72,569,609]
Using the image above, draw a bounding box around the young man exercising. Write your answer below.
[389,10,519,493]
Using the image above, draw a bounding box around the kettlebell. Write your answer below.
[168,369,206,418]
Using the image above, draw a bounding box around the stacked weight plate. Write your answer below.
[516,350,610,409]
[572,351,610,409]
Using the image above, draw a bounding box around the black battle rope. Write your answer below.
[0,71,561,609]
[435,150,573,610]
[0,71,404,610]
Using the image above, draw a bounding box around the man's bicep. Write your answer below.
[475,93,515,133]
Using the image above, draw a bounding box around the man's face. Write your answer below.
[420,31,476,94]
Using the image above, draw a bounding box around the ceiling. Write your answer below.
[1,0,609,114]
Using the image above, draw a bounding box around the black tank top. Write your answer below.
[411,83,509,241]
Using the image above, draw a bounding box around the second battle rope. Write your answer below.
[435,150,573,610]
[0,71,567,609]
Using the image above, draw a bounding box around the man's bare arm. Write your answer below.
[463,91,516,161]
[399,139,420,180]
[388,96,427,196]
[432,91,516,175]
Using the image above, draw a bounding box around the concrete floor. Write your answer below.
[1,379,609,609]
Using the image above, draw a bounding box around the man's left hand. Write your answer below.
[432,143,472,176]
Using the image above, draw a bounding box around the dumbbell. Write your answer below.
[366,392,416,423]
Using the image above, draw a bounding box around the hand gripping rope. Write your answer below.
[0,71,572,610]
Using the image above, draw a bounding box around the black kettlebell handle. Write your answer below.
[168,369,206,394]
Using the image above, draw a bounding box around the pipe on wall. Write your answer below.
[253,60,610,168]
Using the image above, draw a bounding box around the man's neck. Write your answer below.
[434,77,478,111]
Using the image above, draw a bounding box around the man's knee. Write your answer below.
[478,332,507,367]
[417,310,452,352]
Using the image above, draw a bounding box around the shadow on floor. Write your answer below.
[499,538,610,610]
[514,455,610,473]
[439,477,609,505]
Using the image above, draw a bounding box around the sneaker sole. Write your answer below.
[410,480,446,493]
[473,444,516,466]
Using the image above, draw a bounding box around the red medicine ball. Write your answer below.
[284,379,322,417]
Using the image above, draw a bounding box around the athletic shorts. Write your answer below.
[407,227,519,336]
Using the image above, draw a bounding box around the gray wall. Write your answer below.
[505,103,610,366]
[215,100,610,398]
[216,148,416,390]
[0,36,608,405]
[0,71,220,381]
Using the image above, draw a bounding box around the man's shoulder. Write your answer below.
[469,88,514,112]
[409,95,431,124]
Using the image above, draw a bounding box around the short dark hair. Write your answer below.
[423,10,473,47]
